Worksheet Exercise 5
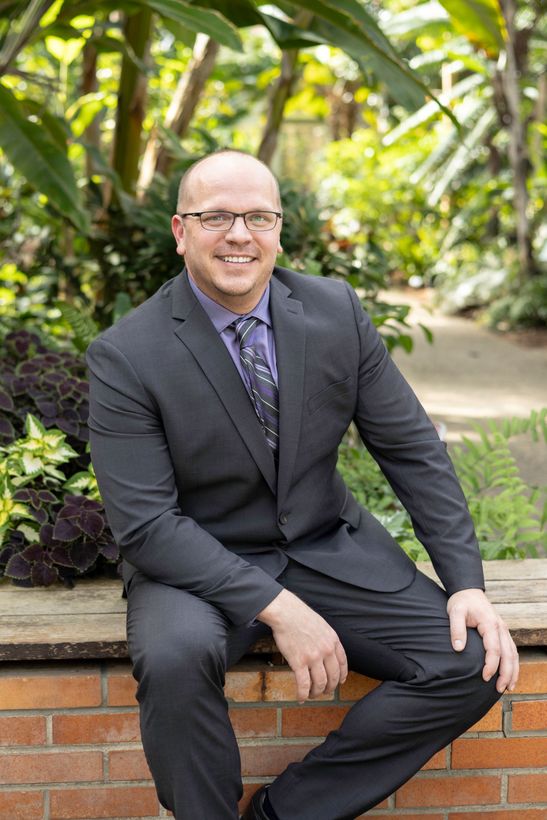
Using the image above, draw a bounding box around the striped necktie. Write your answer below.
[234,317,279,460]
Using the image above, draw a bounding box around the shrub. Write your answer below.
[0,414,118,587]
[338,410,547,562]
[0,328,89,447]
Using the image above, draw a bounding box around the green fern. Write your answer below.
[338,409,546,561]
[55,301,99,352]
[452,411,546,559]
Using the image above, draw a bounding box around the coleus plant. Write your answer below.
[0,414,119,587]
[0,328,89,447]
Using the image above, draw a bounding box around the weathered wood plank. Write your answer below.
[0,579,125,616]
[1,560,546,661]
[417,558,547,583]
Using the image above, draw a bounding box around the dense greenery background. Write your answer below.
[0,0,545,585]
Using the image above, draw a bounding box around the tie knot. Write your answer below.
[234,317,258,349]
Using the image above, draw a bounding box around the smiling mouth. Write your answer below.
[218,255,255,264]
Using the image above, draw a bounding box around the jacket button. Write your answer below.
[279,513,288,525]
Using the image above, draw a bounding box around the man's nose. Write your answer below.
[225,215,252,241]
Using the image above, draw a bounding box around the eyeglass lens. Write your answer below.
[200,211,278,231]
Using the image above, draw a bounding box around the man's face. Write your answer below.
[171,154,283,314]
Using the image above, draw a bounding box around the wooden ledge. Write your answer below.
[0,560,546,661]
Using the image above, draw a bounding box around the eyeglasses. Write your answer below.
[177,210,282,232]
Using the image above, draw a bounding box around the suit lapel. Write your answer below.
[171,272,277,495]
[270,275,305,510]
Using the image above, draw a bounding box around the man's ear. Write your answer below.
[277,241,283,254]
[171,214,186,257]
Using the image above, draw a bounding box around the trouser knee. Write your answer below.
[133,623,228,706]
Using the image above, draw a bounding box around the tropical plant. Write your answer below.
[0,328,89,446]
[0,414,117,587]
[380,0,546,318]
[338,409,547,562]
[0,0,442,227]
[278,180,433,353]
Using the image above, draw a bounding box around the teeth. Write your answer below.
[220,256,253,263]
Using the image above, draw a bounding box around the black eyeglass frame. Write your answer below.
[177,210,283,232]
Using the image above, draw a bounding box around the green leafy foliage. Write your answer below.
[0,84,89,234]
[453,412,547,559]
[278,180,432,354]
[3,412,78,483]
[54,301,100,353]
[0,413,118,587]
[0,328,89,446]
[338,410,547,563]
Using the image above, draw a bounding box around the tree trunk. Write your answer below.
[110,7,152,197]
[329,79,361,140]
[499,0,535,279]
[81,41,100,180]
[257,11,313,166]
[138,34,219,195]
[531,70,546,173]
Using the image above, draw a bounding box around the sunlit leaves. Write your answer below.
[0,84,90,234]
[438,0,506,57]
[45,34,85,64]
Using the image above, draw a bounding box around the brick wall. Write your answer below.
[0,649,546,820]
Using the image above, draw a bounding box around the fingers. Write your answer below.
[294,666,311,704]
[336,641,349,684]
[477,617,519,693]
[448,604,468,652]
[447,590,519,694]
[495,624,520,693]
[307,641,347,700]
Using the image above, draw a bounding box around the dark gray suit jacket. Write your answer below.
[87,267,484,626]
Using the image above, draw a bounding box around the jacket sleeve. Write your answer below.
[86,336,283,625]
[345,284,485,596]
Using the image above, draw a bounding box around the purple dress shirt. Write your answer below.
[187,272,278,392]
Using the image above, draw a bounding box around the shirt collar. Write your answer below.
[187,271,272,334]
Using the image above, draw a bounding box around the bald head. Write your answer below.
[176,149,281,213]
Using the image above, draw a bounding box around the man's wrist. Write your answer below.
[256,588,292,627]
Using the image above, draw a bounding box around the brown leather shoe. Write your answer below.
[242,785,270,819]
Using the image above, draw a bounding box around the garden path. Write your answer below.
[385,288,547,488]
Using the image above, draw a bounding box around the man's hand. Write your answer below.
[447,588,519,693]
[257,589,348,703]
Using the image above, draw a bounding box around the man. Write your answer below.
[87,149,518,820]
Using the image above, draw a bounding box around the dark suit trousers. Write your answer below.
[125,561,501,820]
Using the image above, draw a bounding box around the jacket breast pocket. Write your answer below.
[307,376,352,415]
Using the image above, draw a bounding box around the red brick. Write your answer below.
[0,790,44,819]
[229,707,277,737]
[238,784,263,815]
[282,705,350,737]
[421,748,448,770]
[513,655,547,695]
[0,716,46,746]
[106,672,137,706]
[108,749,152,781]
[449,811,547,820]
[452,737,547,769]
[0,672,101,709]
[0,751,103,784]
[225,669,264,702]
[53,712,141,744]
[508,773,547,803]
[264,669,334,702]
[339,672,380,700]
[467,701,503,732]
[396,774,501,807]
[512,699,547,731]
[240,743,315,776]
[50,785,159,818]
